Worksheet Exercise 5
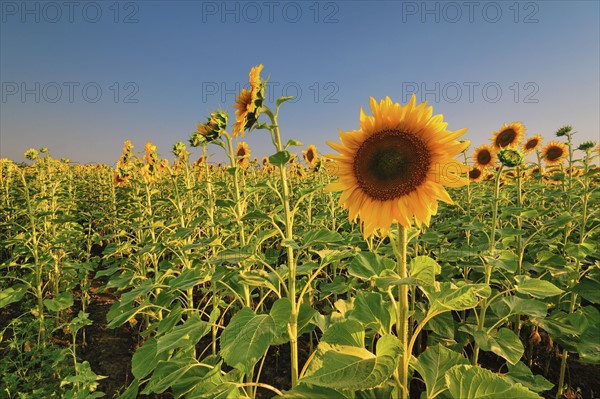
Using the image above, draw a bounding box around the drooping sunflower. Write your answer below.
[326,95,469,237]
[522,135,543,154]
[236,142,251,167]
[472,144,496,169]
[542,141,568,165]
[491,122,526,150]
[468,166,484,183]
[233,64,265,137]
[302,144,319,168]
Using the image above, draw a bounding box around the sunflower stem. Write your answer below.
[394,224,409,399]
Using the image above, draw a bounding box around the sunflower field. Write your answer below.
[1,65,599,399]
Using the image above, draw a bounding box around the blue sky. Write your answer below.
[1,0,599,165]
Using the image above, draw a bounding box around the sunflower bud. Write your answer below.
[24,148,39,160]
[555,125,573,137]
[498,148,524,167]
[578,141,596,151]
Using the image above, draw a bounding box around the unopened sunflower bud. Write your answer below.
[498,148,524,167]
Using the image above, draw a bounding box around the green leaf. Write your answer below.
[515,276,563,299]
[490,297,548,319]
[116,380,139,399]
[301,335,402,390]
[504,362,554,393]
[0,285,27,309]
[321,319,365,347]
[169,267,210,290]
[348,252,395,280]
[270,297,292,333]
[302,229,344,248]
[269,151,293,166]
[284,138,303,148]
[424,283,490,314]
[156,313,210,354]
[220,307,276,373]
[278,97,297,109]
[275,385,349,399]
[44,292,74,312]
[349,291,391,335]
[131,338,168,380]
[445,365,541,399]
[474,328,524,365]
[409,256,441,287]
[572,278,600,304]
[412,344,469,399]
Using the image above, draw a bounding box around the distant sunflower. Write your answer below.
[491,122,526,150]
[542,141,567,165]
[303,144,318,168]
[469,166,484,182]
[326,95,469,237]
[236,142,251,167]
[522,135,543,154]
[472,145,496,169]
[233,64,265,137]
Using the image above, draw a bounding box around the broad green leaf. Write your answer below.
[411,344,469,399]
[445,365,541,399]
[425,283,490,314]
[301,335,402,390]
[44,292,74,312]
[131,338,169,380]
[490,297,548,319]
[116,379,139,399]
[220,307,275,373]
[156,313,210,354]
[321,319,365,347]
[275,384,349,399]
[348,252,395,280]
[515,276,563,298]
[349,291,391,335]
[169,267,210,290]
[505,362,554,393]
[143,360,195,394]
[0,285,27,309]
[270,297,292,333]
[210,249,252,265]
[474,328,524,365]
[302,229,344,248]
[408,256,441,286]
[119,279,153,308]
[269,150,293,166]
[572,278,600,304]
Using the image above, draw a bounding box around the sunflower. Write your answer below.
[522,135,543,154]
[233,64,265,137]
[326,95,469,237]
[302,144,319,168]
[472,145,496,169]
[491,122,526,150]
[469,166,484,182]
[542,141,567,165]
[236,142,251,167]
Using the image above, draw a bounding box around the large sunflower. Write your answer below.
[522,135,543,154]
[472,144,496,169]
[326,95,469,237]
[302,144,318,168]
[233,64,265,137]
[491,122,526,150]
[542,141,567,165]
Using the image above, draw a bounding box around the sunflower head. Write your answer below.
[172,142,189,163]
[468,166,484,183]
[191,111,228,146]
[473,144,496,169]
[522,135,543,154]
[498,148,524,168]
[555,125,573,137]
[326,94,469,238]
[491,122,526,150]
[233,64,266,137]
[542,141,567,165]
[24,148,39,161]
[236,142,251,167]
[302,144,319,168]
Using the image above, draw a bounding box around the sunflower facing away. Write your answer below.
[326,95,470,237]
[302,144,319,168]
[491,122,526,150]
[236,142,251,167]
[233,65,265,137]
[522,135,543,154]
[472,144,496,169]
[542,141,568,165]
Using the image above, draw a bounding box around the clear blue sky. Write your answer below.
[1,0,599,165]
